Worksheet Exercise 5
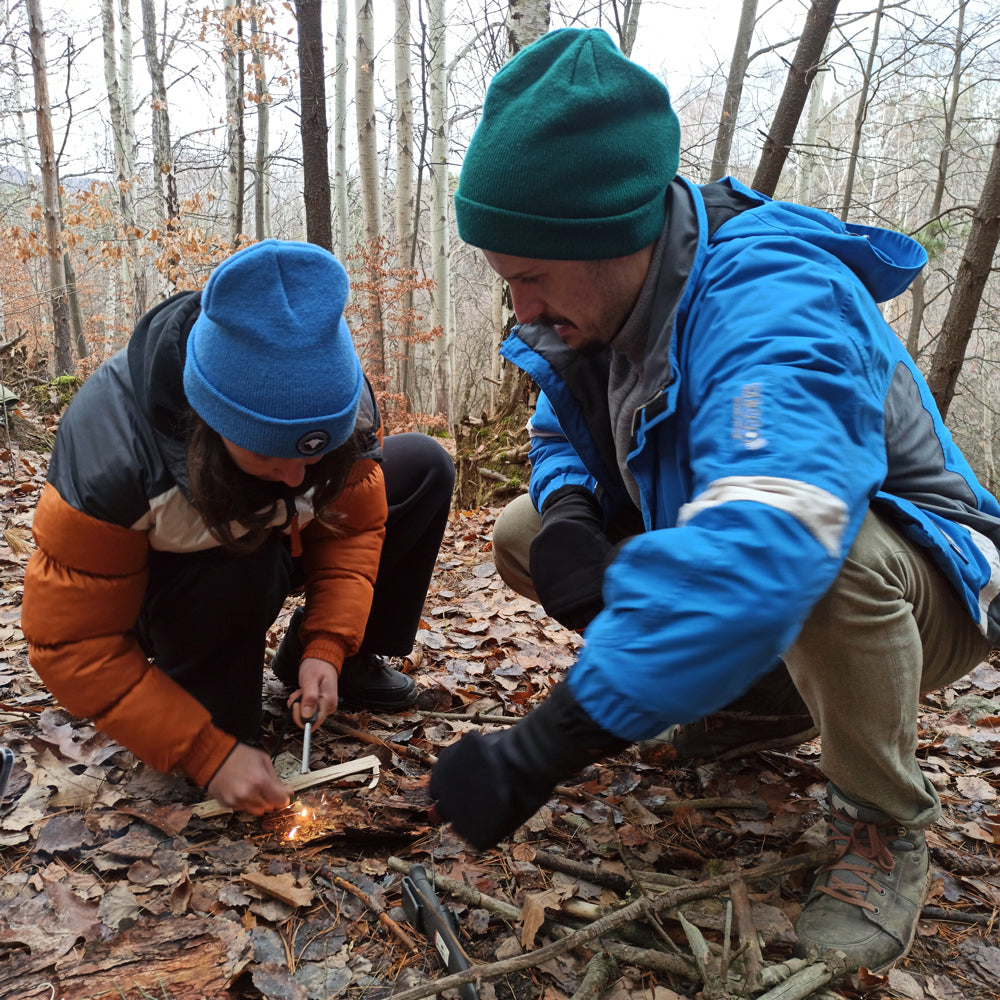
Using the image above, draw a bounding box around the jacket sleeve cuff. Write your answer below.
[179,724,239,789]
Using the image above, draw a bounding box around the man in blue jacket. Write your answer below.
[428,28,1000,973]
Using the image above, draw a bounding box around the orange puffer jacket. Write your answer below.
[22,290,386,788]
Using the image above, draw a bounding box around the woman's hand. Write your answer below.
[288,657,339,727]
[207,743,290,815]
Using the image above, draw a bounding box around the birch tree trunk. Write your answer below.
[101,0,143,332]
[709,0,757,183]
[296,0,332,250]
[508,0,550,53]
[751,0,839,198]
[356,0,385,379]
[839,0,884,221]
[428,0,449,422]
[333,0,349,257]
[926,125,1000,420]
[223,0,246,244]
[250,10,271,241]
[356,0,381,244]
[139,0,180,230]
[619,0,641,57]
[394,0,416,402]
[3,0,34,189]
[25,0,72,375]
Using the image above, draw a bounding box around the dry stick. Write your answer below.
[653,796,765,815]
[728,877,764,987]
[386,850,831,1000]
[532,849,633,896]
[754,951,855,1000]
[311,864,418,953]
[325,718,439,766]
[418,710,522,725]
[599,941,698,978]
[570,952,618,1000]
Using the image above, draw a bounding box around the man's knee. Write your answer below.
[493,494,540,598]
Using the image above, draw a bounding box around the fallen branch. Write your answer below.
[385,850,831,1000]
[532,849,633,896]
[570,952,618,1000]
[754,952,854,1000]
[190,755,381,820]
[326,719,438,766]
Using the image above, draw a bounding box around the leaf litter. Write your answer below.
[0,460,998,1000]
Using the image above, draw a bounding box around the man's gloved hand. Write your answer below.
[429,681,629,850]
[529,486,614,631]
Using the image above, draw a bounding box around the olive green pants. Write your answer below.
[493,494,993,828]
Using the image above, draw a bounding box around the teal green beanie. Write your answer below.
[454,28,680,261]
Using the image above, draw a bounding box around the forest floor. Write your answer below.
[0,427,998,1000]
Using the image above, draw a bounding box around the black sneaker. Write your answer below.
[270,608,417,713]
[793,783,929,973]
[338,654,418,712]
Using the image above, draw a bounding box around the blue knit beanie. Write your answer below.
[455,28,680,260]
[183,240,364,459]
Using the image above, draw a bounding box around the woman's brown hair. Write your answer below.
[185,411,364,552]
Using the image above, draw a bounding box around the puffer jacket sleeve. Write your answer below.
[297,452,388,670]
[527,391,599,513]
[23,484,237,787]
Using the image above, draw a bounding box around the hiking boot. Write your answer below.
[338,653,418,712]
[271,608,418,712]
[642,660,818,761]
[793,783,929,973]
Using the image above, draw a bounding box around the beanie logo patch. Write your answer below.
[297,430,330,456]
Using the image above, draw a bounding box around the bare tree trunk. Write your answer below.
[489,0,550,417]
[428,0,449,422]
[840,0,884,221]
[295,0,332,250]
[250,11,271,241]
[3,0,35,190]
[710,0,757,182]
[223,0,246,244]
[907,0,966,357]
[751,0,839,198]
[101,0,143,330]
[356,0,381,244]
[139,0,180,229]
[508,0,550,53]
[394,0,415,404]
[356,0,384,378]
[25,0,72,376]
[333,0,349,257]
[619,0,641,57]
[926,125,1000,420]
[64,255,88,360]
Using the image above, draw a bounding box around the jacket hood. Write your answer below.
[126,290,203,485]
[711,178,927,303]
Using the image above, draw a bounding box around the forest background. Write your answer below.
[0,0,999,499]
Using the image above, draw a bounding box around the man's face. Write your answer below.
[482,246,653,352]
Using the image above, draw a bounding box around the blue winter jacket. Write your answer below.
[500,176,1000,741]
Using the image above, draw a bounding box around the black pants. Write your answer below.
[136,433,454,741]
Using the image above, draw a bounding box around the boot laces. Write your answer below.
[814,806,898,912]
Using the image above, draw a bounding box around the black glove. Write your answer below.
[429,681,629,850]
[529,486,614,631]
